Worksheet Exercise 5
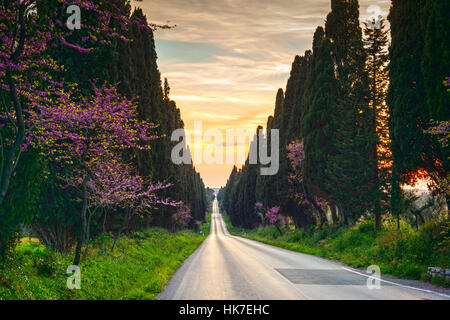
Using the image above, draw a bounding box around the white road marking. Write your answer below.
[341,267,450,299]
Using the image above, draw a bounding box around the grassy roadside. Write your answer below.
[0,220,211,300]
[221,212,449,287]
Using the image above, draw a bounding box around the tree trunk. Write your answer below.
[391,170,401,231]
[0,10,26,206]
[101,211,108,253]
[339,205,349,225]
[111,211,131,253]
[446,194,450,216]
[0,70,25,205]
[111,226,126,253]
[73,234,83,266]
[303,185,327,225]
[73,175,89,266]
[330,205,338,224]
[82,208,95,260]
[375,208,382,229]
[275,223,283,236]
[375,192,381,229]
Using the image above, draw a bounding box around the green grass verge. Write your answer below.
[0,226,208,300]
[221,212,449,287]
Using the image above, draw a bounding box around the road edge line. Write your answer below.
[341,267,450,299]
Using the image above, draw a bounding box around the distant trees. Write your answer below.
[116,8,208,227]
[221,129,261,228]
[221,166,240,225]
[222,0,372,228]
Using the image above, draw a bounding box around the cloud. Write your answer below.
[134,0,391,187]
[156,40,231,63]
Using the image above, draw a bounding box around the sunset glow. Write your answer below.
[137,0,391,187]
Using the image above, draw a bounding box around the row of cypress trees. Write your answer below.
[220,0,448,230]
[113,7,209,227]
[1,0,210,253]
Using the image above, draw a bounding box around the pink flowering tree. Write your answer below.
[424,78,450,212]
[426,124,449,209]
[24,84,173,264]
[0,0,160,206]
[0,1,176,260]
[266,206,280,224]
[265,206,286,235]
[171,206,193,231]
[428,120,450,148]
[88,160,180,254]
[287,140,328,225]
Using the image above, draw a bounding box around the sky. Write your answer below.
[136,0,391,188]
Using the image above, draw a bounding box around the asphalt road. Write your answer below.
[158,200,448,300]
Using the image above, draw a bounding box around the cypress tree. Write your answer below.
[386,0,442,224]
[388,0,449,220]
[324,0,370,223]
[363,17,390,229]
[285,53,311,140]
[421,0,449,206]
[274,89,284,118]
[121,9,208,225]
[222,166,238,217]
[225,128,261,228]
[302,26,339,222]
[422,0,450,123]
[272,53,310,214]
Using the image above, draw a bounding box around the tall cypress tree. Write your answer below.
[274,53,310,213]
[302,26,339,222]
[286,52,312,140]
[387,0,439,223]
[325,0,370,223]
[120,9,208,225]
[274,89,284,118]
[421,0,450,123]
[363,17,390,229]
[388,0,449,219]
[421,0,449,201]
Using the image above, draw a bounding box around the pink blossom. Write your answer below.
[172,207,193,227]
[266,206,281,225]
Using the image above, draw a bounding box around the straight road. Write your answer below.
[159,200,448,300]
